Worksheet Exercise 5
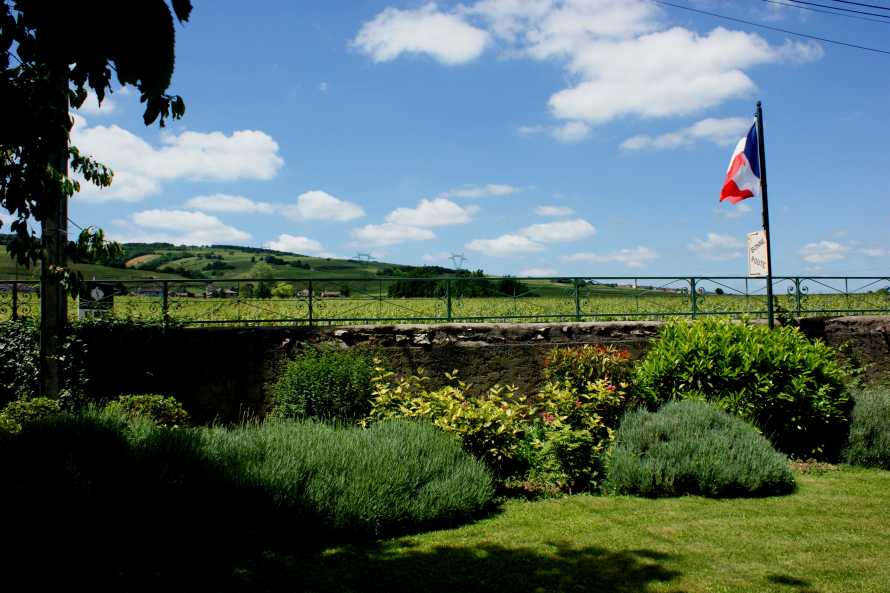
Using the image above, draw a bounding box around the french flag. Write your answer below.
[720,123,761,204]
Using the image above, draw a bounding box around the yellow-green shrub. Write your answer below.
[366,365,534,476]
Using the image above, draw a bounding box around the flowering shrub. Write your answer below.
[104,394,190,427]
[366,365,534,476]
[544,344,634,390]
[0,397,62,434]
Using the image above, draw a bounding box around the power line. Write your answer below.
[825,0,890,11]
[780,0,890,18]
[651,0,890,56]
[759,0,890,23]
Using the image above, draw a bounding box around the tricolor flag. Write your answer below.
[720,123,761,204]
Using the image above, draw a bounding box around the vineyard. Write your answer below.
[2,276,888,326]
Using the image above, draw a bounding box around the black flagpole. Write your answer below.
[755,101,775,329]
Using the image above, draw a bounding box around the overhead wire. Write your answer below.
[759,0,890,23]
[823,0,890,11]
[778,0,890,18]
[650,0,890,56]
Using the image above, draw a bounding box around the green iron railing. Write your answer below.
[1,276,888,327]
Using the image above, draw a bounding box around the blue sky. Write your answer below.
[66,0,890,277]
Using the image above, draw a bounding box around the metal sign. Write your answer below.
[78,282,115,319]
[747,230,769,277]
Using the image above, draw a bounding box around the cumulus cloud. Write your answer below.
[860,247,886,258]
[621,117,751,151]
[560,246,658,268]
[280,190,365,222]
[184,194,276,214]
[351,223,435,247]
[439,183,522,198]
[688,232,744,261]
[113,210,251,245]
[717,201,753,219]
[519,219,596,243]
[535,205,575,217]
[71,115,284,202]
[357,1,822,128]
[799,240,850,263]
[264,234,325,255]
[386,198,479,227]
[466,234,545,257]
[352,3,490,65]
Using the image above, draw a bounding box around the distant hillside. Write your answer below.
[0,237,643,297]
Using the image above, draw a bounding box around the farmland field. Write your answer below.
[2,280,888,325]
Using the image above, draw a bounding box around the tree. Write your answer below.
[1,1,193,395]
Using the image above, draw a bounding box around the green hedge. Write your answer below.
[634,319,851,459]
[845,389,890,470]
[605,400,795,498]
[270,346,374,422]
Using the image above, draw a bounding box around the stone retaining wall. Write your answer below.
[78,317,890,423]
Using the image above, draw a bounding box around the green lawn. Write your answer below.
[237,467,890,593]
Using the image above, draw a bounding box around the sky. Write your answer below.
[65,0,890,277]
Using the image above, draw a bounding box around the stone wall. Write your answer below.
[77,317,890,423]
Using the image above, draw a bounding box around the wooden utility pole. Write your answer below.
[40,67,69,397]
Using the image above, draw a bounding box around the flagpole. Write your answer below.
[755,101,775,329]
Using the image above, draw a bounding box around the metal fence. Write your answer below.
[1,276,888,327]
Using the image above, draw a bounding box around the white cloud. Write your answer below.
[77,91,116,115]
[71,116,284,202]
[621,117,751,151]
[360,1,822,128]
[551,121,591,143]
[688,232,744,260]
[520,267,557,276]
[351,223,435,247]
[264,234,325,255]
[114,210,251,245]
[466,234,545,257]
[861,247,886,257]
[799,240,850,263]
[560,246,658,268]
[386,198,479,227]
[280,190,365,222]
[319,81,329,93]
[546,27,821,125]
[353,3,490,65]
[519,218,596,243]
[717,201,753,219]
[535,205,574,217]
[184,194,276,214]
[422,251,453,263]
[517,124,546,137]
[440,183,522,198]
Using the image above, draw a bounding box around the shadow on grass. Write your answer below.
[235,542,686,593]
[767,574,821,593]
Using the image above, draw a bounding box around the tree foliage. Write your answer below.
[0,0,191,275]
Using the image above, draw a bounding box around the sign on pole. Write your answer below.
[78,281,115,319]
[747,230,769,277]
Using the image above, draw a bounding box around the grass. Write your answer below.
[242,468,890,593]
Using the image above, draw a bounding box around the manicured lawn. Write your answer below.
[237,468,890,593]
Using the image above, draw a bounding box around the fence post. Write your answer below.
[446,278,452,321]
[689,277,698,319]
[308,280,313,327]
[161,281,169,327]
[794,277,802,317]
[574,278,581,322]
[11,281,18,321]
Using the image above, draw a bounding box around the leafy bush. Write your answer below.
[104,394,190,427]
[0,396,62,432]
[544,344,634,391]
[366,367,534,476]
[845,389,890,470]
[634,319,851,459]
[270,347,374,422]
[520,380,618,492]
[605,400,796,498]
[0,320,90,407]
